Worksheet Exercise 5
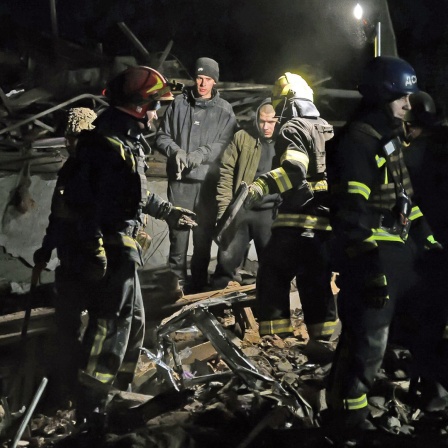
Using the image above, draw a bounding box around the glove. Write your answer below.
[174,150,187,180]
[33,247,52,265]
[244,179,267,210]
[424,235,444,251]
[136,229,152,252]
[81,238,107,282]
[165,206,197,230]
[364,273,389,309]
[418,236,446,275]
[186,150,204,169]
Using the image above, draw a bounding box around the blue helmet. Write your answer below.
[358,56,419,103]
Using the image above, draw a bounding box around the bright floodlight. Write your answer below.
[354,3,363,20]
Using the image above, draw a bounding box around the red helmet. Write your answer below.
[104,66,175,119]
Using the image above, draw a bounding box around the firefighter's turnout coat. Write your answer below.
[326,106,434,415]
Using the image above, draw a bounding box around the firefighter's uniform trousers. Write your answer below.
[257,227,337,339]
[327,240,417,416]
[82,242,145,391]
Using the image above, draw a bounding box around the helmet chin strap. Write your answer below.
[275,97,288,123]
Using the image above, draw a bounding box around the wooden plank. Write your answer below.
[175,284,256,306]
[0,307,55,346]
[242,307,258,332]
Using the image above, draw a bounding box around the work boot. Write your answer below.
[75,373,114,434]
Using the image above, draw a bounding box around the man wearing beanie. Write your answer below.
[157,57,237,293]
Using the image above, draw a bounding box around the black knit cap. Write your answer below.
[195,57,219,82]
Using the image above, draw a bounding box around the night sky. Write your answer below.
[1,0,448,110]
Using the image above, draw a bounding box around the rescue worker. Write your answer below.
[211,99,280,289]
[156,57,237,294]
[34,66,197,420]
[395,91,448,411]
[244,73,339,341]
[33,107,97,407]
[325,56,442,444]
[403,91,448,243]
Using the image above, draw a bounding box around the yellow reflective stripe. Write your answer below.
[106,137,126,161]
[367,274,387,288]
[375,154,386,168]
[270,167,293,192]
[118,362,137,374]
[371,228,405,243]
[308,319,339,338]
[280,149,309,171]
[409,206,423,221]
[106,137,136,171]
[86,318,108,376]
[272,213,332,231]
[122,235,138,250]
[104,234,139,251]
[146,75,164,94]
[347,181,371,200]
[255,178,269,195]
[309,180,328,191]
[427,235,437,245]
[345,238,378,258]
[259,319,293,336]
[344,394,368,410]
[93,372,115,384]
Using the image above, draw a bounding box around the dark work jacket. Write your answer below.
[156,86,237,182]
[40,157,83,267]
[63,108,171,263]
[328,106,433,284]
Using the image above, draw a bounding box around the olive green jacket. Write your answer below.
[216,129,263,219]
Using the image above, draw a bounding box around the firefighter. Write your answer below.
[244,72,339,341]
[33,107,97,407]
[325,56,442,443]
[396,91,448,411]
[34,66,196,419]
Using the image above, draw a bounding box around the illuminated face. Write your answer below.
[195,75,215,99]
[388,95,412,121]
[258,110,278,139]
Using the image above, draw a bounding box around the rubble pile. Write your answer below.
[1,294,444,448]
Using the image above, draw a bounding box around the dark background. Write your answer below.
[1,0,448,112]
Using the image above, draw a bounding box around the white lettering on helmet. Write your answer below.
[405,75,417,86]
[198,68,204,72]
